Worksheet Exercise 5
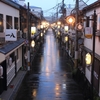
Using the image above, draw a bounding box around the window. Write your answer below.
[16,49,19,60]
[10,52,15,63]
[14,17,18,29]
[86,16,89,27]
[0,14,3,32]
[6,15,12,29]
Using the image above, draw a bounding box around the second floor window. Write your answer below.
[14,17,18,29]
[0,14,3,32]
[6,15,12,29]
[86,16,89,27]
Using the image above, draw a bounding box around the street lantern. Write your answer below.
[57,25,60,29]
[64,36,68,42]
[31,26,36,36]
[85,53,92,66]
[64,26,68,32]
[31,40,35,48]
[41,25,43,29]
[65,16,75,25]
[57,31,60,35]
[41,32,43,37]
[57,21,61,25]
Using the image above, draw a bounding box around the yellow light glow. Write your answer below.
[41,25,43,29]
[65,36,68,42]
[58,25,60,29]
[64,26,68,32]
[32,89,37,97]
[31,27,36,35]
[85,53,92,65]
[66,16,75,25]
[55,84,60,91]
[0,21,2,25]
[57,21,61,25]
[41,33,43,37]
[58,31,60,35]
[31,40,35,47]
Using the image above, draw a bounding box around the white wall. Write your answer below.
[84,6,100,95]
[0,53,5,63]
[84,7,100,56]
[0,2,20,32]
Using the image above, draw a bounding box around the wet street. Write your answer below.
[15,29,84,100]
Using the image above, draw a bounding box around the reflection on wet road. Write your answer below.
[15,29,84,100]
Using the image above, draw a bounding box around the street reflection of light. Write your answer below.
[45,66,50,76]
[56,92,60,96]
[55,84,60,91]
[55,84,60,96]
[46,66,49,72]
[32,89,37,97]
[46,72,50,76]
[55,87,59,91]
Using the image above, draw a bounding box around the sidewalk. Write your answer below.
[0,70,27,100]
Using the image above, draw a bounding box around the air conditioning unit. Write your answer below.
[17,30,22,38]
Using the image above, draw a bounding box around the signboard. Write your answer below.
[5,29,17,41]
[85,27,93,38]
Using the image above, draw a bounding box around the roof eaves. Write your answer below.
[82,1,100,11]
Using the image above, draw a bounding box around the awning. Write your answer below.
[0,38,25,54]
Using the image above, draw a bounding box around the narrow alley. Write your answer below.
[14,28,84,100]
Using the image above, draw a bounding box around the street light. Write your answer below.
[64,35,68,42]
[64,25,68,32]
[85,53,92,66]
[57,21,61,25]
[31,40,35,48]
[65,15,75,25]
[31,26,36,38]
[41,32,43,37]
[64,34,69,53]
[40,24,43,29]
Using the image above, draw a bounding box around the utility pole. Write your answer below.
[75,0,79,68]
[62,0,66,24]
[27,2,31,71]
[57,6,58,20]
[91,10,96,100]
[62,0,64,17]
